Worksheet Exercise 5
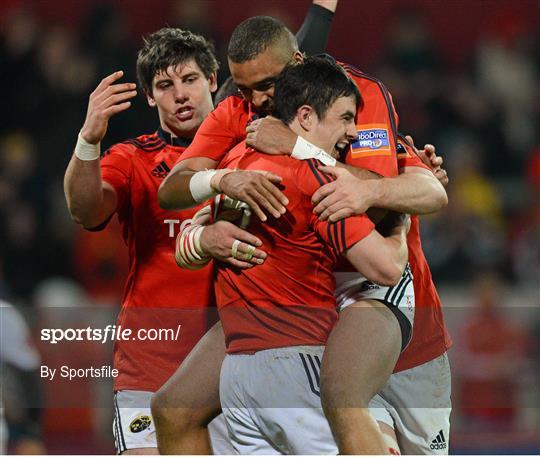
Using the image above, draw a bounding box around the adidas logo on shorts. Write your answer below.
[429,430,447,450]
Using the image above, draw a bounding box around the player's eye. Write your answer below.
[184,76,199,84]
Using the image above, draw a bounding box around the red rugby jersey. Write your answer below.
[216,144,374,354]
[98,127,216,392]
[179,62,451,371]
[394,137,452,371]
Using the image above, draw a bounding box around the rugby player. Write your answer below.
[214,56,410,454]
[155,14,451,456]
[63,3,338,453]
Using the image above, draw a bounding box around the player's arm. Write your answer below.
[296,0,338,56]
[312,162,447,221]
[64,71,136,228]
[159,160,287,222]
[344,214,409,287]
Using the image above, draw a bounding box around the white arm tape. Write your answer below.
[189,170,218,203]
[291,136,337,166]
[74,132,100,161]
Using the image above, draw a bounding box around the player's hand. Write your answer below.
[312,166,376,222]
[218,170,288,221]
[406,135,449,187]
[246,116,297,155]
[200,220,267,269]
[80,71,137,144]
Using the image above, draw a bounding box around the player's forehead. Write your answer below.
[152,58,205,84]
[229,47,287,89]
[326,95,357,118]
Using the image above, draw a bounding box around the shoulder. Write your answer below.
[102,131,166,159]
[295,158,335,196]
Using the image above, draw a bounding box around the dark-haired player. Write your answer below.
[157,14,451,456]
[216,57,410,454]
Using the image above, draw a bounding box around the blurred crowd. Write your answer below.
[0,0,538,453]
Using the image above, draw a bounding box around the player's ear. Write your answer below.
[147,92,157,108]
[297,105,314,131]
[292,51,304,63]
[208,73,218,93]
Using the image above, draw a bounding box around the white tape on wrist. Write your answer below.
[291,136,336,166]
[189,170,218,203]
[74,132,100,161]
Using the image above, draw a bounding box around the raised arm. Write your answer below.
[64,71,137,228]
[296,0,338,56]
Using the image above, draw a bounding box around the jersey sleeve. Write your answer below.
[100,144,132,215]
[178,97,247,164]
[296,4,334,56]
[296,159,375,255]
[397,135,431,171]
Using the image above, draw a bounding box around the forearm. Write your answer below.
[369,171,447,215]
[158,157,219,210]
[159,168,198,210]
[296,2,336,56]
[64,154,111,228]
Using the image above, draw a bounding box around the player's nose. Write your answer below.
[173,82,189,103]
[346,123,358,142]
[251,90,269,109]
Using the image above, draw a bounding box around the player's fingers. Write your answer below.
[224,257,254,269]
[102,91,137,108]
[319,202,346,221]
[250,186,282,218]
[312,182,336,205]
[257,171,283,185]
[241,195,267,222]
[424,144,436,155]
[246,118,263,133]
[235,243,265,264]
[259,179,288,210]
[103,101,132,117]
[313,192,341,216]
[246,132,256,147]
[405,135,417,150]
[328,208,354,223]
[94,70,125,93]
[317,165,340,177]
[432,156,443,167]
[229,226,263,248]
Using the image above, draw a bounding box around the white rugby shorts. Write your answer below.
[334,263,415,350]
[113,390,233,454]
[369,352,452,455]
[220,346,337,455]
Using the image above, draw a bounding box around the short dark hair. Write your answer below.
[136,27,219,96]
[272,57,362,124]
[228,16,298,64]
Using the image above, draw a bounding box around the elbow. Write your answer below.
[157,182,173,210]
[435,186,449,210]
[376,265,404,287]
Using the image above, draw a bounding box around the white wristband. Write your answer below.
[189,170,218,203]
[291,136,336,166]
[75,132,100,161]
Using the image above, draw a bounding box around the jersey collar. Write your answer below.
[157,127,192,148]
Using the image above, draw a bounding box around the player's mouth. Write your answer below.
[175,106,194,121]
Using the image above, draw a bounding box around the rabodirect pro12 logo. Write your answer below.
[351,124,392,157]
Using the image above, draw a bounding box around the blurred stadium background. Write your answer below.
[0,0,538,454]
